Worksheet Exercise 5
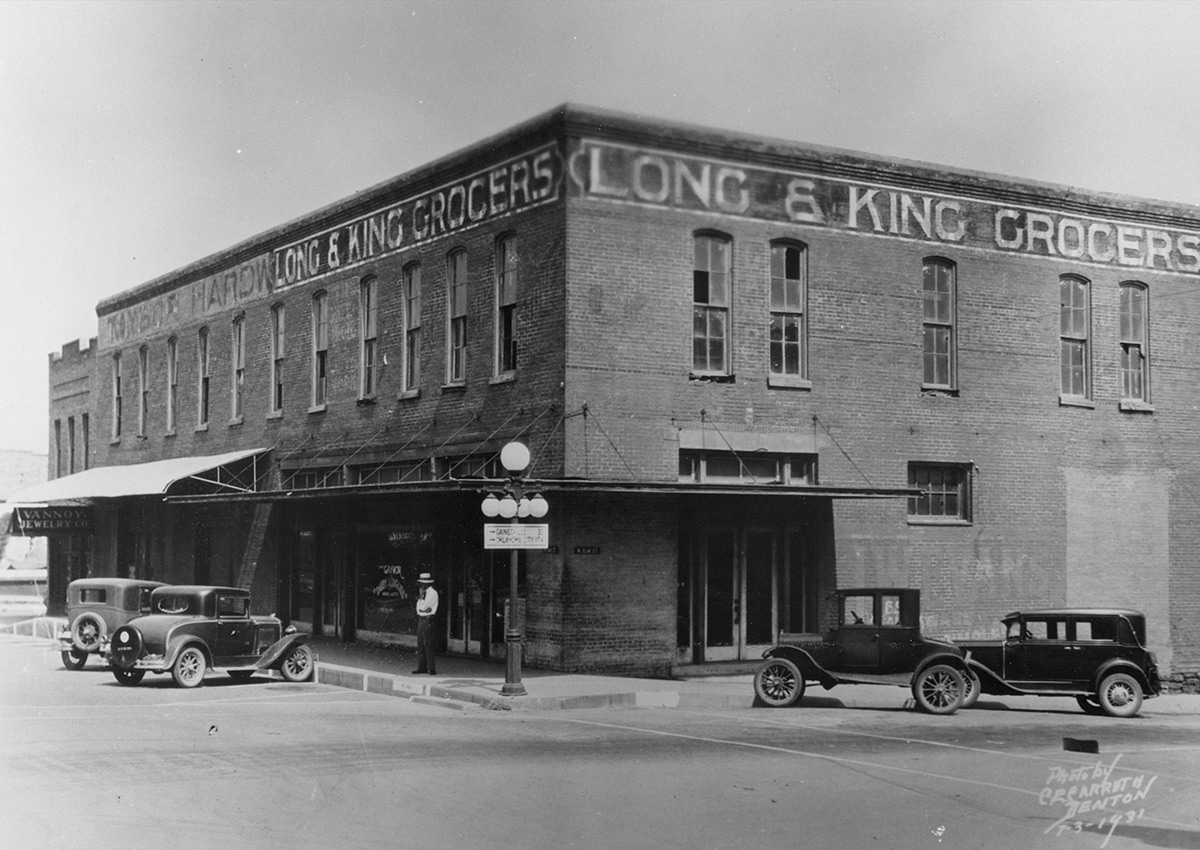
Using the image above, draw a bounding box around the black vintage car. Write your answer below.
[58,578,166,669]
[959,609,1161,717]
[754,588,970,714]
[107,585,313,688]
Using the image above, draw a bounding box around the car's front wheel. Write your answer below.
[279,644,315,683]
[172,646,208,688]
[61,649,88,670]
[1097,672,1143,718]
[112,668,145,686]
[912,664,965,715]
[754,658,805,707]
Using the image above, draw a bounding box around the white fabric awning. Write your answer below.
[6,448,269,502]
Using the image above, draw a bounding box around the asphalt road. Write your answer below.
[2,636,1199,850]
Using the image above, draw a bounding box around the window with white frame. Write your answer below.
[1060,275,1090,400]
[360,276,378,398]
[111,353,122,439]
[908,462,972,523]
[311,291,328,407]
[231,315,245,420]
[769,241,807,380]
[270,304,285,414]
[137,345,149,436]
[403,264,421,393]
[166,337,178,432]
[197,328,210,426]
[1119,281,1150,406]
[446,250,467,384]
[922,258,957,389]
[495,235,518,375]
[692,233,731,375]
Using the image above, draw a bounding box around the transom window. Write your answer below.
[908,462,971,523]
[1119,282,1149,406]
[679,452,816,486]
[922,258,956,389]
[769,242,807,379]
[1060,275,1090,399]
[693,233,731,374]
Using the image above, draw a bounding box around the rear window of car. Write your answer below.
[217,595,249,617]
[80,588,107,604]
[1074,619,1116,641]
[156,595,195,615]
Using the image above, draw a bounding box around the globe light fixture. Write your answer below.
[497,495,518,519]
[481,493,501,517]
[528,494,549,518]
[499,441,531,474]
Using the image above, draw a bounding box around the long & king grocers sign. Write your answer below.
[568,139,1200,276]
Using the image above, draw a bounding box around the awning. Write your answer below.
[6,448,269,503]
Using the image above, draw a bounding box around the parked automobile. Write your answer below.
[58,578,166,669]
[107,585,314,688]
[959,609,1161,717]
[0,568,47,627]
[754,588,970,714]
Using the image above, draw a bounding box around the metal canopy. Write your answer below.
[6,448,269,503]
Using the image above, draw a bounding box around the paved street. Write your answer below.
[2,635,1199,850]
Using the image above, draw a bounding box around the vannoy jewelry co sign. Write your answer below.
[9,506,93,535]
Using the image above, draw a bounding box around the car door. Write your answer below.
[836,593,881,672]
[1005,617,1071,687]
[213,593,255,665]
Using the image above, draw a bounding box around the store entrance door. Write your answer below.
[702,529,777,662]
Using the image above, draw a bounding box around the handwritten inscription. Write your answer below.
[570,139,1200,276]
[1040,755,1156,846]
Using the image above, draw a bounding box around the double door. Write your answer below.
[699,529,781,662]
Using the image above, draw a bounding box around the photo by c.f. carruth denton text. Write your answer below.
[1040,754,1157,847]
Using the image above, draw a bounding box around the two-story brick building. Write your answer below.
[15,104,1200,687]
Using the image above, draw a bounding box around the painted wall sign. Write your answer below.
[11,506,93,535]
[100,253,274,350]
[272,143,564,290]
[568,139,1200,276]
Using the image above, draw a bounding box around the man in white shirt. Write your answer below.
[413,572,438,675]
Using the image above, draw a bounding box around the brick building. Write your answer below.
[15,105,1200,686]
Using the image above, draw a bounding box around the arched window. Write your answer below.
[197,327,210,426]
[769,240,807,381]
[137,345,150,436]
[311,292,328,407]
[231,314,245,420]
[495,235,518,376]
[446,250,468,384]
[403,264,422,394]
[269,304,285,414]
[1119,282,1150,406]
[1059,275,1090,400]
[111,352,122,440]
[166,337,178,432]
[360,276,378,398]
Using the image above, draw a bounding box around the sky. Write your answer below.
[1,0,1199,456]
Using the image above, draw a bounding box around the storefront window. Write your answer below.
[358,527,434,638]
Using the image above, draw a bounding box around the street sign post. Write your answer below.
[484,523,549,549]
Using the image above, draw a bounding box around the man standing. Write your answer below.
[413,572,438,675]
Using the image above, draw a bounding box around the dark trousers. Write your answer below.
[416,616,436,673]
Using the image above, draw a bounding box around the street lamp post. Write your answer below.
[480,441,548,697]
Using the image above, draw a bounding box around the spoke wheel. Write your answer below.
[913,664,965,715]
[172,646,208,688]
[279,644,314,683]
[1097,673,1143,718]
[72,616,104,652]
[62,649,88,671]
[112,667,145,686]
[754,658,805,707]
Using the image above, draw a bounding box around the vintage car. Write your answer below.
[959,608,1161,717]
[106,585,314,688]
[754,588,970,714]
[58,578,166,669]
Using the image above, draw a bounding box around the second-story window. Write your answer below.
[166,337,178,432]
[495,236,518,375]
[769,241,807,380]
[1120,282,1150,406]
[922,258,957,390]
[403,264,421,393]
[231,315,245,420]
[311,292,328,407]
[137,345,149,436]
[270,304,285,414]
[111,353,122,439]
[1060,275,1090,401]
[447,250,467,384]
[693,233,731,375]
[360,276,378,398]
[197,327,210,426]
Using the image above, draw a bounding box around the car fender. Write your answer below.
[965,658,1027,696]
[911,651,970,682]
[255,632,311,670]
[1090,658,1154,694]
[163,631,212,670]
[762,645,837,689]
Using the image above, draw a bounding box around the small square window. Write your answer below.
[908,463,972,523]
